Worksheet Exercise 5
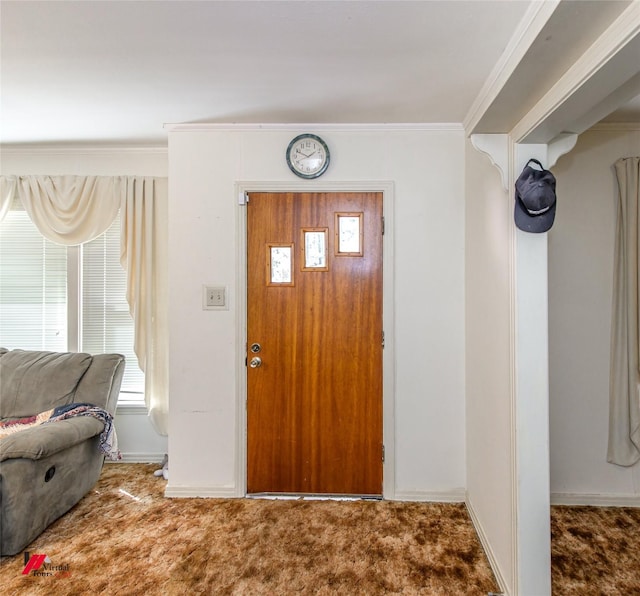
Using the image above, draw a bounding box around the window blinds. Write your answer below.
[82,211,145,397]
[0,201,67,351]
[0,202,144,399]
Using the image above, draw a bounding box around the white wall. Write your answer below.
[0,146,169,462]
[464,137,515,594]
[166,125,466,498]
[549,126,640,504]
[0,147,167,177]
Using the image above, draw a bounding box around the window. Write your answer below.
[0,199,144,403]
[0,203,67,350]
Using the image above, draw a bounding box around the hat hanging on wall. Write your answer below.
[514,158,557,233]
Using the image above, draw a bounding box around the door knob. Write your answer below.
[249,357,262,368]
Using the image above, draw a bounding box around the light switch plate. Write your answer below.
[203,285,228,310]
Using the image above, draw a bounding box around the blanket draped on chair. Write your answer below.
[0,403,121,460]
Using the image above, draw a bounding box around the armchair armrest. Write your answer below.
[0,417,104,461]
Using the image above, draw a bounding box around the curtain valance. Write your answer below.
[18,176,121,246]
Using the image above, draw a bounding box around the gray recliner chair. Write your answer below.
[0,348,125,556]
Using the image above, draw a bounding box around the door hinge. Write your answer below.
[381,216,385,235]
[382,330,385,348]
[382,444,386,463]
[239,191,249,205]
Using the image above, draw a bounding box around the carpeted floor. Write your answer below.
[551,504,640,594]
[2,464,639,595]
[0,464,499,595]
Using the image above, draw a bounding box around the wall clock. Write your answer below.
[286,133,330,179]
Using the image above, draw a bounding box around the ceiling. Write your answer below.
[0,0,637,146]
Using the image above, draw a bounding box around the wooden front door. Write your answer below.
[246,192,383,496]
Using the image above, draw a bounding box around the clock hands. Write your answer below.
[297,150,318,160]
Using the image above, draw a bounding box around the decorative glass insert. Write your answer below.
[267,244,294,285]
[335,212,363,256]
[302,228,328,271]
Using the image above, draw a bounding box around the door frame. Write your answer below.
[234,180,396,499]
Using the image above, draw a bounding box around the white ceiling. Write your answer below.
[1,0,637,146]
[1,0,533,145]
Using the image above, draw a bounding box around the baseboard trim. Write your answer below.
[465,497,510,596]
[163,486,466,501]
[551,492,640,507]
[392,489,465,503]
[109,452,165,464]
[164,485,238,498]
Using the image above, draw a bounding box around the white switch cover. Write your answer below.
[203,285,227,310]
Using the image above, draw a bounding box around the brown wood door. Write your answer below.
[247,192,383,496]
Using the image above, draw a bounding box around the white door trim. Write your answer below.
[234,180,396,499]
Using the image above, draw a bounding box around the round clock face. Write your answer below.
[286,134,330,179]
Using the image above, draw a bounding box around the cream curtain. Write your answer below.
[608,157,640,466]
[0,174,168,436]
[120,177,169,435]
[18,175,120,245]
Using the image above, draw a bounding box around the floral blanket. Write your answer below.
[0,403,121,460]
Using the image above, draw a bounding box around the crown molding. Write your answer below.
[164,122,464,133]
[587,122,640,132]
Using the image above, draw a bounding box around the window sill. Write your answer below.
[115,402,148,416]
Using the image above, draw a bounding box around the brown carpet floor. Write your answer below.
[1,463,639,594]
[1,464,498,595]
[551,504,640,594]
